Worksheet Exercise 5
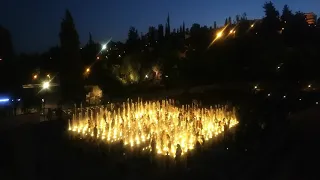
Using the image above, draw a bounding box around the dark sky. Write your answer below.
[1,0,319,53]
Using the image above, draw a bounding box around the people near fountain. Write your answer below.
[151,138,157,154]
[93,124,98,138]
[175,144,182,166]
[88,118,92,129]
[199,117,203,130]
[201,135,205,147]
[47,108,53,121]
[223,118,229,142]
[56,106,62,120]
[195,141,202,153]
[68,99,239,165]
[165,151,170,169]
[150,138,157,164]
[186,150,193,169]
[119,139,125,156]
[103,112,106,122]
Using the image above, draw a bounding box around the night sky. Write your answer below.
[1,0,319,53]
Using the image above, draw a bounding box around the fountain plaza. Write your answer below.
[68,98,238,158]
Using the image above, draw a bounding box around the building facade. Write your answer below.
[304,12,317,25]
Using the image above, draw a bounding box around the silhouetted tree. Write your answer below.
[88,32,94,45]
[81,33,100,66]
[0,26,14,61]
[317,17,320,26]
[228,17,232,24]
[224,18,228,26]
[158,24,164,40]
[182,22,186,33]
[59,9,84,103]
[148,26,156,43]
[190,24,201,36]
[0,26,16,92]
[280,5,294,44]
[214,21,217,29]
[281,4,293,23]
[127,27,139,42]
[126,26,140,52]
[291,12,309,43]
[41,46,61,72]
[241,13,247,21]
[165,14,171,37]
[235,15,241,23]
[262,1,281,35]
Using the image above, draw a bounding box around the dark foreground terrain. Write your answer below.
[1,89,319,180]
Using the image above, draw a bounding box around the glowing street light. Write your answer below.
[100,37,112,53]
[86,68,90,73]
[101,43,107,50]
[208,25,228,48]
[250,24,254,28]
[42,81,50,89]
[229,29,236,34]
[216,31,223,38]
[33,75,38,80]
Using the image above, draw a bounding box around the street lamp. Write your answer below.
[101,43,107,50]
[85,68,90,74]
[33,74,38,80]
[42,81,50,90]
[216,31,223,39]
[96,38,112,59]
[98,37,112,54]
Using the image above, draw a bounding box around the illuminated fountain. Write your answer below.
[68,98,238,157]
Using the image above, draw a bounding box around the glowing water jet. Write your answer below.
[68,98,238,158]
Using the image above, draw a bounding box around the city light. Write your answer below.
[101,44,107,50]
[33,75,38,80]
[42,81,50,89]
[99,37,112,53]
[0,98,9,102]
[68,99,238,158]
[250,24,254,28]
[208,25,229,48]
[216,31,223,38]
[229,29,235,34]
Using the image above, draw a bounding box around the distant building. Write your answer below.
[304,12,317,25]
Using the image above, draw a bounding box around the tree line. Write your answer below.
[1,1,320,101]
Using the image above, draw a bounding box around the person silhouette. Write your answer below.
[150,139,157,164]
[47,108,53,121]
[165,151,170,169]
[175,144,182,167]
[93,124,98,139]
